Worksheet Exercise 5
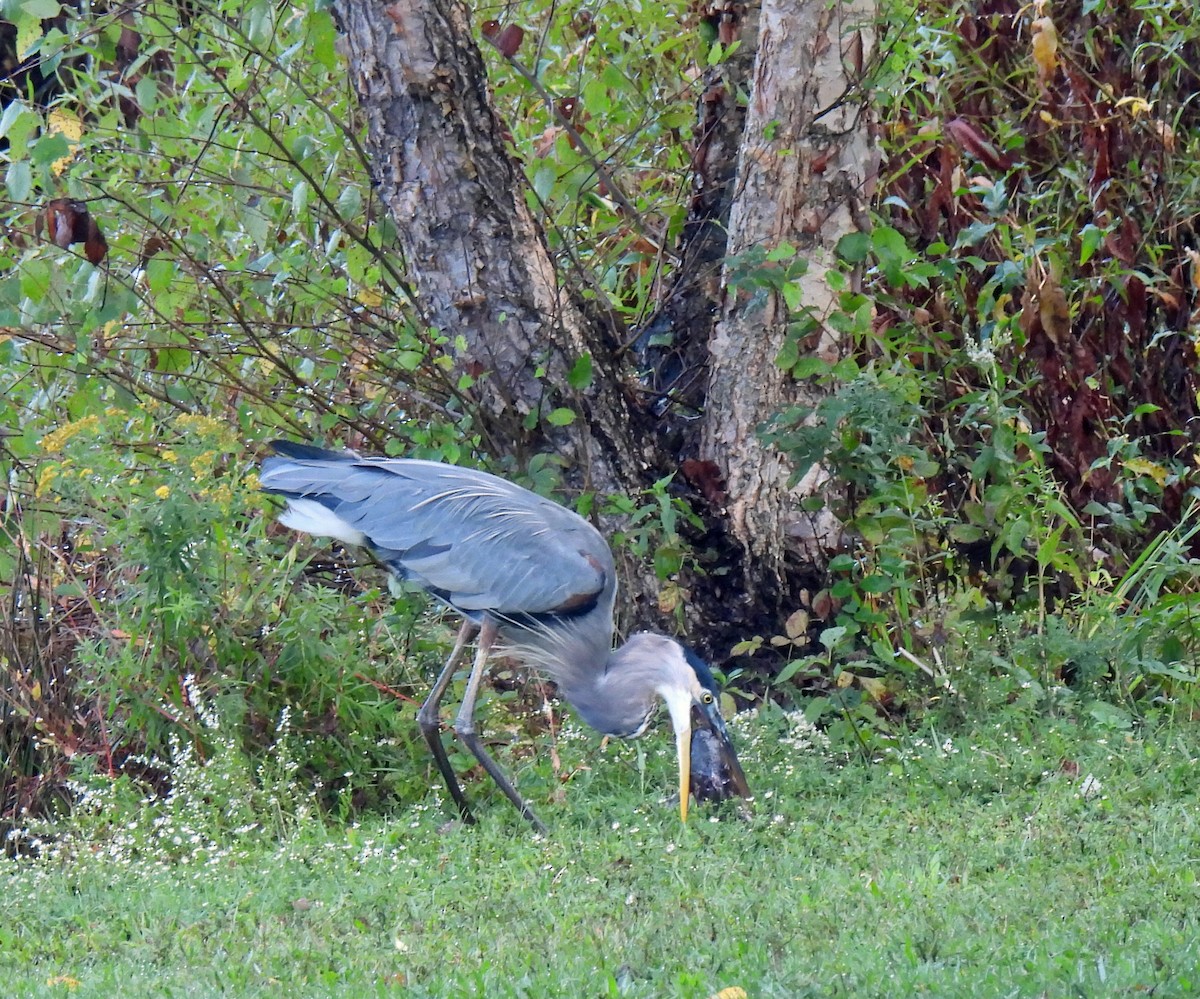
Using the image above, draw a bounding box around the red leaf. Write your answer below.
[944,117,1011,171]
[84,218,108,264]
[39,199,107,263]
[495,24,524,59]
[811,588,836,619]
[43,199,77,248]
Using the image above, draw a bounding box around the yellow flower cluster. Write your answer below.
[190,449,219,478]
[35,464,60,499]
[176,413,234,445]
[200,483,234,508]
[40,415,101,454]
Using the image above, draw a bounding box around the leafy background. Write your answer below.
[3,0,1200,832]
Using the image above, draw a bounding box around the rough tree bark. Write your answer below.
[700,0,878,586]
[332,0,654,495]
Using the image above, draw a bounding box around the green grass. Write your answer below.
[3,712,1199,998]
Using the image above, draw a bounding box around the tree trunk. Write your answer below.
[332,0,653,494]
[701,0,878,586]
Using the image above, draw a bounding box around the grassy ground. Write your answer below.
[3,712,1198,998]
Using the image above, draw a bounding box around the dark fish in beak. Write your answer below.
[688,703,752,808]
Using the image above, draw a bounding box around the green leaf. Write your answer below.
[871,225,914,286]
[772,337,797,373]
[336,185,361,218]
[953,220,996,249]
[859,574,894,594]
[781,281,803,312]
[30,132,69,167]
[0,100,29,142]
[1,104,36,157]
[18,255,50,301]
[136,75,159,114]
[546,407,576,426]
[395,350,424,371]
[531,164,557,204]
[1078,224,1102,265]
[146,258,176,295]
[6,160,32,201]
[309,10,338,70]
[20,0,62,16]
[567,353,592,390]
[790,356,830,379]
[818,626,848,652]
[1088,700,1133,729]
[154,347,192,374]
[292,180,310,214]
[871,225,909,259]
[775,657,811,684]
[837,231,870,263]
[653,546,683,578]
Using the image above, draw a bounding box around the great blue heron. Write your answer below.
[258,440,750,833]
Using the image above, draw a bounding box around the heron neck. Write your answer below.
[559,659,658,738]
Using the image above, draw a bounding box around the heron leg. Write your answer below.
[417,619,479,825]
[453,618,548,835]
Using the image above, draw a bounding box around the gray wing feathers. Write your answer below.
[260,453,612,617]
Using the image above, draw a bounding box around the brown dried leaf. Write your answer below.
[783,609,809,640]
[533,126,563,158]
[571,11,595,37]
[41,199,105,262]
[811,588,835,619]
[680,458,726,506]
[1185,249,1200,292]
[556,96,580,122]
[859,676,888,703]
[41,199,73,248]
[1104,218,1137,265]
[846,29,864,76]
[657,580,685,616]
[1152,119,1176,152]
[1038,272,1070,344]
[116,22,140,66]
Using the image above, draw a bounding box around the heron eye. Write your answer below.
[701,691,714,704]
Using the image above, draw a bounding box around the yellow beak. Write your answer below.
[677,721,692,822]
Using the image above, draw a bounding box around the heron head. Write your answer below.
[641,636,752,822]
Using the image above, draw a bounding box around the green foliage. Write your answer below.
[3,0,1198,824]
[2,404,443,830]
[603,474,704,629]
[0,0,711,822]
[482,0,702,321]
[728,1,1200,743]
[0,0,474,455]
